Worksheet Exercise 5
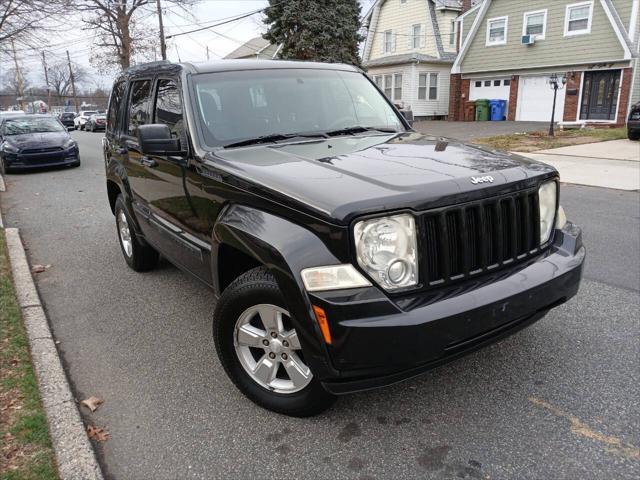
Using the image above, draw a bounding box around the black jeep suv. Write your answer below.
[103,60,585,416]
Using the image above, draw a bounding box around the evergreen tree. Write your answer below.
[263,0,364,66]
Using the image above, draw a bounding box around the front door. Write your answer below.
[580,70,621,121]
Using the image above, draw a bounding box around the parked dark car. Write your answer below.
[86,113,107,132]
[58,112,76,129]
[0,115,80,173]
[628,102,640,140]
[103,60,585,417]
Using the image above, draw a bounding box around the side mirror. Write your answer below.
[138,124,183,155]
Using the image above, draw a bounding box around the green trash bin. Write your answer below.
[475,99,490,121]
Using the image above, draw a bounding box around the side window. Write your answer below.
[154,79,184,137]
[127,79,152,136]
[107,81,125,132]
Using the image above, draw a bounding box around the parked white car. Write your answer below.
[74,111,98,130]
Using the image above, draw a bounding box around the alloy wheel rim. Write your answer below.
[117,210,133,258]
[234,304,312,394]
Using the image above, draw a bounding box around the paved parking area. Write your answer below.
[413,121,547,141]
[1,131,638,479]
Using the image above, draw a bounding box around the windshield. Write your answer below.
[191,68,404,148]
[2,117,65,136]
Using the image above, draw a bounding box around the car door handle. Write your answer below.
[140,156,158,168]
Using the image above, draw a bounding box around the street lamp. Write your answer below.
[548,73,567,137]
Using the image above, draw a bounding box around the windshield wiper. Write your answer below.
[325,126,400,137]
[223,132,328,149]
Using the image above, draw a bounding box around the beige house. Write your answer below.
[363,0,477,119]
[224,37,281,60]
[450,0,639,125]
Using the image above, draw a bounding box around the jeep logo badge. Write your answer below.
[471,175,494,185]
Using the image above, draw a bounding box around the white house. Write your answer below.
[362,0,476,119]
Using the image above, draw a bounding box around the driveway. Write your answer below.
[413,120,547,141]
[0,132,639,479]
[518,139,640,191]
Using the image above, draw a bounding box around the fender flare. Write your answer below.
[213,204,343,378]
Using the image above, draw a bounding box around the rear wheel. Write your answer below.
[0,157,6,175]
[213,267,336,417]
[628,128,640,140]
[114,195,159,272]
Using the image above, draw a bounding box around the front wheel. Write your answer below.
[114,194,159,272]
[628,129,640,141]
[0,157,6,175]
[213,267,336,417]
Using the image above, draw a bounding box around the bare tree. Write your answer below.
[46,62,88,104]
[74,0,196,73]
[2,66,31,95]
[0,0,66,50]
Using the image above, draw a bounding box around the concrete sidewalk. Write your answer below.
[516,140,640,191]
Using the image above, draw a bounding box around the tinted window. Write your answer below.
[154,79,184,140]
[127,80,152,136]
[107,81,125,131]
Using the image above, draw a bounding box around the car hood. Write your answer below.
[212,132,557,224]
[5,131,70,150]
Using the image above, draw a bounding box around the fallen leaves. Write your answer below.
[86,425,110,442]
[30,264,50,274]
[80,396,104,413]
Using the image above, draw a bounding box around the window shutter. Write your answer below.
[420,24,426,48]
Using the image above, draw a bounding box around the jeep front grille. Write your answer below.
[421,188,546,288]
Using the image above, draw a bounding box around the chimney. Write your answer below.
[462,0,472,12]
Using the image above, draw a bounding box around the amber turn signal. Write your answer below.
[312,305,332,345]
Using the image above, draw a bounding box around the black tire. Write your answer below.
[0,156,6,175]
[628,129,640,141]
[114,194,159,272]
[213,267,336,417]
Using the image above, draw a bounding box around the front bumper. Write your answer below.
[3,148,80,170]
[310,223,584,394]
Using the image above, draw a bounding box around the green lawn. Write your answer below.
[473,127,627,152]
[0,231,57,480]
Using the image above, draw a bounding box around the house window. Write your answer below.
[394,74,403,100]
[411,24,422,49]
[400,0,407,4]
[373,76,383,88]
[523,10,547,39]
[475,81,482,88]
[486,16,508,46]
[484,80,491,87]
[565,2,593,36]
[450,20,456,45]
[504,79,511,86]
[494,80,501,86]
[383,30,395,53]
[418,73,438,100]
[384,75,393,98]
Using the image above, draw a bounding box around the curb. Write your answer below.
[4,228,103,480]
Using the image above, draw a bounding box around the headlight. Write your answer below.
[301,265,371,292]
[538,180,557,244]
[63,139,77,149]
[354,213,418,290]
[1,142,19,154]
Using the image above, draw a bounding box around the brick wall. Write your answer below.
[616,68,633,126]
[563,71,581,122]
[448,76,470,121]
[507,76,519,121]
[448,74,461,121]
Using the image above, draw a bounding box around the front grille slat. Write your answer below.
[421,187,548,289]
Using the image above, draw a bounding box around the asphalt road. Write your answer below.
[1,131,639,480]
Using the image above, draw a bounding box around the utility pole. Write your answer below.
[42,51,51,112]
[206,45,210,61]
[156,0,167,60]
[66,50,79,113]
[10,40,25,111]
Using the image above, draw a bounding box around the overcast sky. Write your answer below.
[0,0,375,92]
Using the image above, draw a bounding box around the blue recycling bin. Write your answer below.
[490,99,507,121]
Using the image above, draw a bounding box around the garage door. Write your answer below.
[517,76,566,122]
[470,78,511,101]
